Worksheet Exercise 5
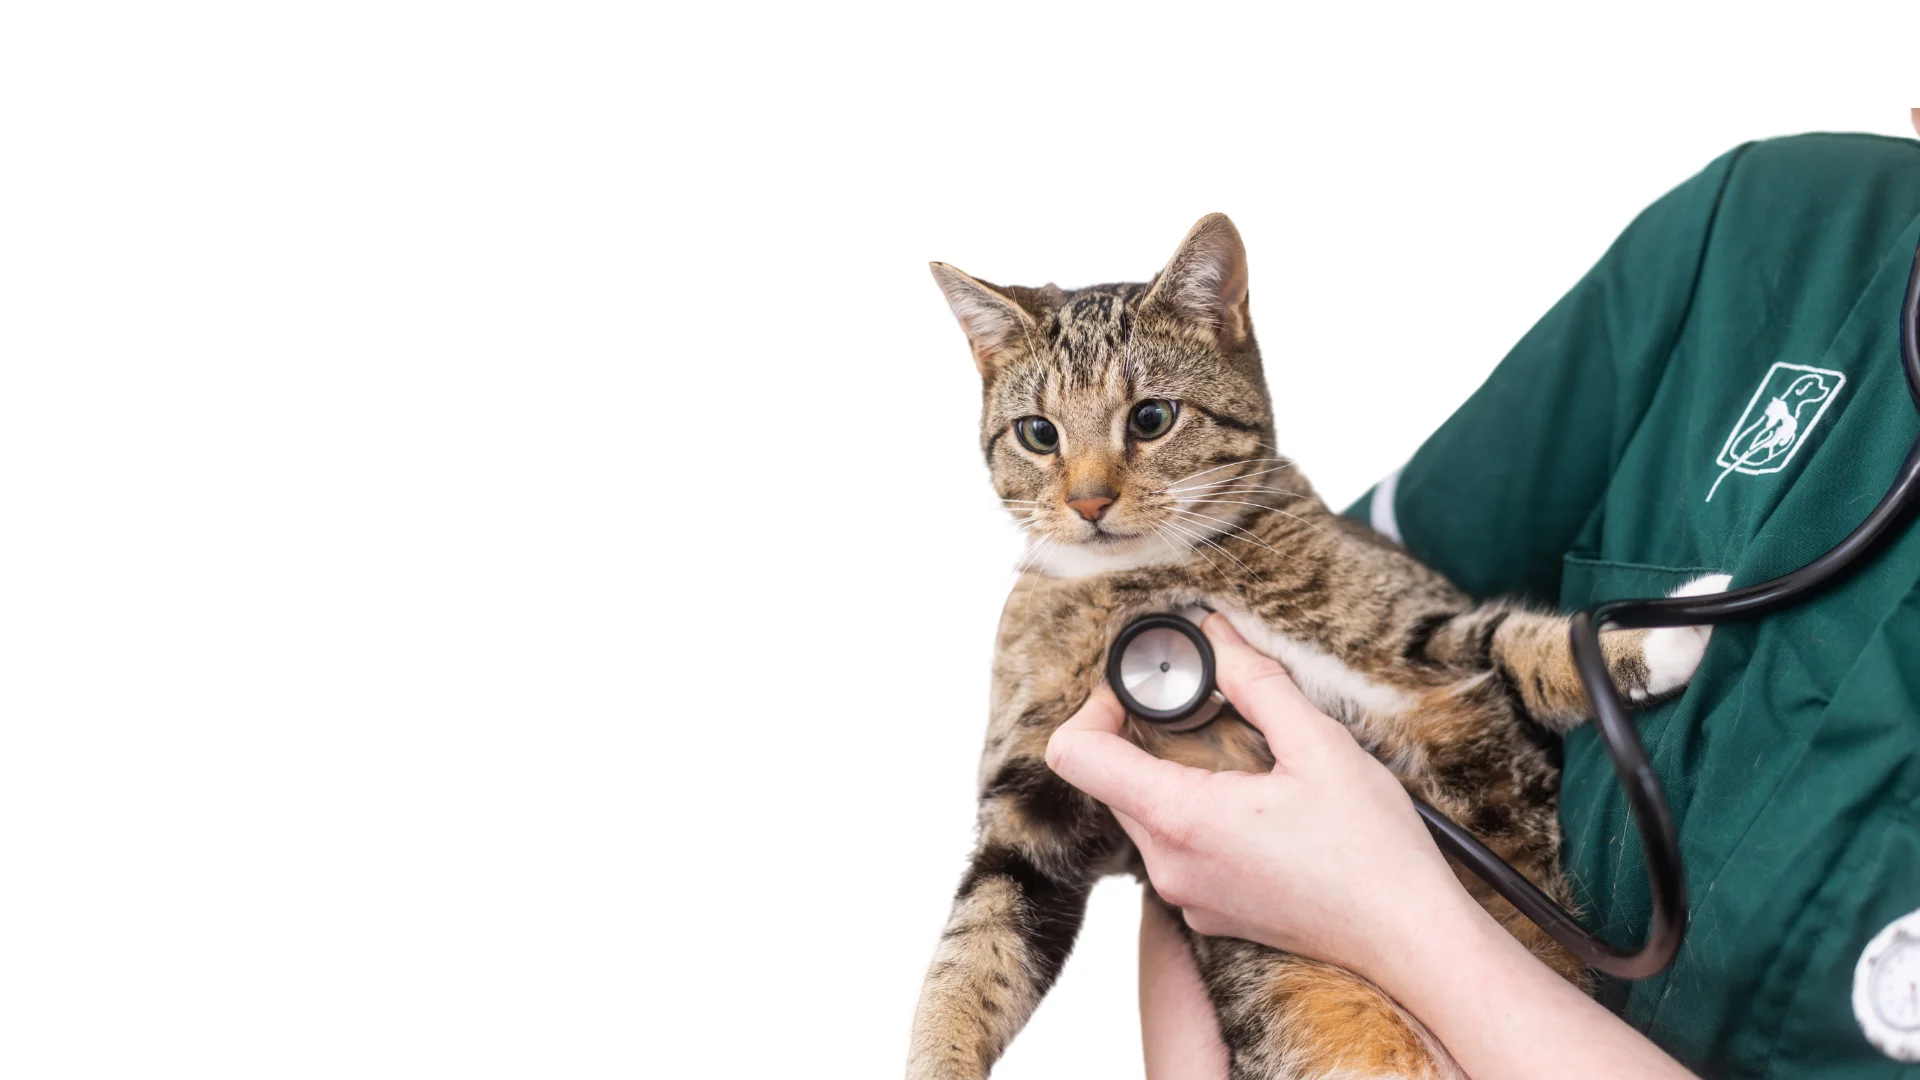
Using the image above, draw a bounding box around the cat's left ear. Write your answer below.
[930,262,1037,378]
[1143,213,1251,347]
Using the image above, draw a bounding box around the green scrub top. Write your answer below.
[1349,134,1920,1077]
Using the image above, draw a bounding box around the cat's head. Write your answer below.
[932,214,1280,578]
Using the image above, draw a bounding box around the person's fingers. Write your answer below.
[1047,685,1205,832]
[1201,614,1313,712]
[1057,681,1128,734]
[1201,614,1354,765]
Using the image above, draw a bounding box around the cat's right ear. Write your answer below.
[930,262,1035,378]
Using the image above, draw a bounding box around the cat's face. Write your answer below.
[933,215,1278,578]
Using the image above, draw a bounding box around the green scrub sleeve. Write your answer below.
[1345,145,1749,605]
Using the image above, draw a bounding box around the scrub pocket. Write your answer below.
[1552,551,1728,1018]
[1558,552,1723,612]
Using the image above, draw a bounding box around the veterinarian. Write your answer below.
[1047,119,1920,1079]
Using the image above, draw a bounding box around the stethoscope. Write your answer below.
[1106,244,1920,980]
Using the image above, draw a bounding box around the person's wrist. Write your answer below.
[1345,866,1492,995]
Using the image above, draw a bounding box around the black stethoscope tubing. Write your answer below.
[1110,241,1920,980]
[1423,241,1920,979]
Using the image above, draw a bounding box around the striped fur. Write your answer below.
[909,215,1691,1080]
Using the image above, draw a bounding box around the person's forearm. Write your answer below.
[1364,890,1694,1080]
[1138,896,1229,1080]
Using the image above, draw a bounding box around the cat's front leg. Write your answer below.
[1409,574,1732,733]
[907,757,1126,1079]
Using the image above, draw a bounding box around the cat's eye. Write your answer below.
[1013,416,1059,454]
[1129,399,1177,440]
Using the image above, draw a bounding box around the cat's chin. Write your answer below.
[1024,533,1186,579]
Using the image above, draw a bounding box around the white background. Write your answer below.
[2,2,1916,1077]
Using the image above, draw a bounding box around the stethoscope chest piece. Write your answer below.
[1107,612,1227,732]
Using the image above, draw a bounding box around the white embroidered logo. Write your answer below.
[1706,362,1846,502]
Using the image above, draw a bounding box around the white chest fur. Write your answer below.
[1216,606,1420,723]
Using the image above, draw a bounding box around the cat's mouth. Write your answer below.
[1081,523,1142,545]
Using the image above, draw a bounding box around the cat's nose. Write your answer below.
[1067,494,1115,521]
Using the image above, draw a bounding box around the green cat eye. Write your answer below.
[1013,416,1059,454]
[1129,399,1177,440]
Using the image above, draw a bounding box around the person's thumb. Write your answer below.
[1047,684,1205,837]
[1201,614,1355,768]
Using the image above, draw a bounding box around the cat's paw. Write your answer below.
[1640,573,1732,698]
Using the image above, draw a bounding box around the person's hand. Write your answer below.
[1058,615,1699,1080]
[1044,614,1474,981]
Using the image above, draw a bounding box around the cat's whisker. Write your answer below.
[1167,508,1305,568]
[1185,481,1310,499]
[1159,515,1267,580]
[1158,456,1287,490]
[1161,456,1294,490]
[1250,440,1303,465]
[1173,487,1295,498]
[1030,536,1060,582]
[1147,522,1178,561]
[1017,542,1040,577]
[1166,506,1287,557]
[1162,469,1295,494]
[1160,516,1263,583]
[1012,538,1042,577]
[1151,520,1228,580]
[1016,533,1057,577]
[1164,464,1298,493]
[1185,498,1332,538]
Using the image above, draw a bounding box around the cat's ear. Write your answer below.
[930,262,1036,377]
[1143,213,1251,347]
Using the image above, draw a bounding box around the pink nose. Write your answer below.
[1067,496,1113,521]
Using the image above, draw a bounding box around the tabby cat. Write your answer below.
[906,215,1721,1080]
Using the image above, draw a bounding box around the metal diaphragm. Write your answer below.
[1106,613,1225,731]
